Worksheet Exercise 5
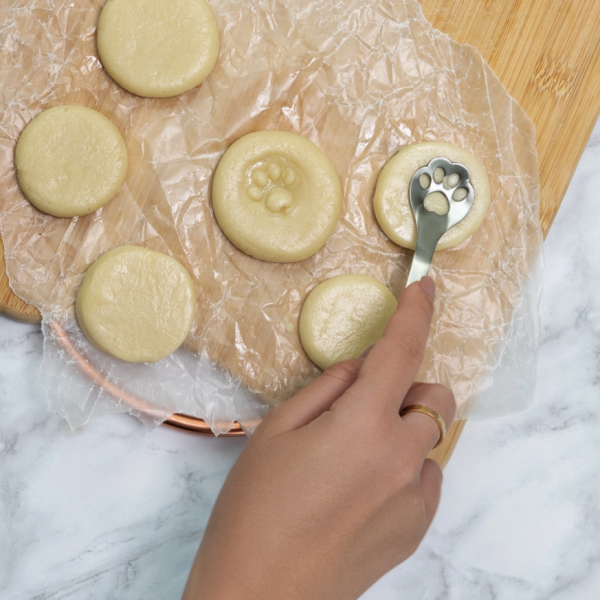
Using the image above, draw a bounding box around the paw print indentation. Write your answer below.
[411,157,475,236]
[418,165,470,216]
[246,159,300,215]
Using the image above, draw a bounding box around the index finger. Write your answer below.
[350,276,435,414]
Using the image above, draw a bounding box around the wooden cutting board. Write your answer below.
[2,0,600,466]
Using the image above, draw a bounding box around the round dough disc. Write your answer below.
[374,142,491,251]
[15,105,128,217]
[299,274,397,370]
[76,246,196,363]
[212,131,343,263]
[97,0,219,98]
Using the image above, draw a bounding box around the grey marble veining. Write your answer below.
[0,322,246,598]
[1,119,600,598]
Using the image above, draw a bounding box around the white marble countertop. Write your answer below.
[2,119,600,599]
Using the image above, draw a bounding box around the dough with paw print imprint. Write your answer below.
[374,141,490,251]
[212,131,342,262]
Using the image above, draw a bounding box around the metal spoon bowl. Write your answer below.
[405,156,474,286]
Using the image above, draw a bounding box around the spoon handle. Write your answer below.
[405,211,446,287]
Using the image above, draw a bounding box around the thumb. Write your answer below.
[256,359,363,437]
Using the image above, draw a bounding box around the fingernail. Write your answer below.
[420,276,435,302]
[359,345,374,359]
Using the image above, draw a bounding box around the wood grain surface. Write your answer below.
[421,0,600,468]
[0,234,40,323]
[423,0,600,236]
[2,0,600,466]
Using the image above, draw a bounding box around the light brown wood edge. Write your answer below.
[428,419,467,469]
[0,235,41,323]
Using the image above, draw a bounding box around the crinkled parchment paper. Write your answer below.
[0,0,543,432]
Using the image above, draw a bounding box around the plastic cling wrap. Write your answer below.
[0,0,543,432]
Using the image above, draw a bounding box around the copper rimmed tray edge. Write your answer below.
[50,321,247,437]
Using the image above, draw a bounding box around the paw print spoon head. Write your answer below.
[405,157,474,287]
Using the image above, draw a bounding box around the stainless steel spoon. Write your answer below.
[405,157,475,286]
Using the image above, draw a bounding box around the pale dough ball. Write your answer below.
[15,105,128,217]
[212,131,343,262]
[97,0,219,98]
[76,246,196,363]
[374,142,491,251]
[299,274,397,370]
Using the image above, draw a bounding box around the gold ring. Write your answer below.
[400,404,446,449]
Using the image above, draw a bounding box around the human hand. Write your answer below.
[182,277,456,600]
